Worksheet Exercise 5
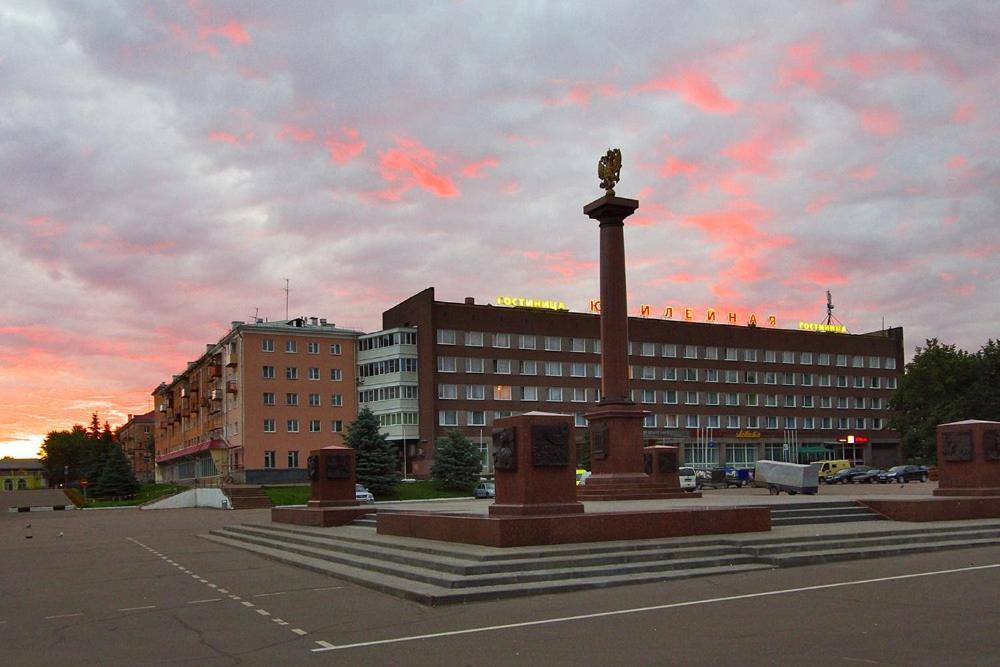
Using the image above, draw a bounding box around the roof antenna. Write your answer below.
[825,290,834,325]
[283,279,290,320]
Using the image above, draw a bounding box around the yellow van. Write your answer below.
[814,459,852,483]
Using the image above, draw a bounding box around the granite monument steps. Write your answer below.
[223,485,274,510]
[769,501,886,526]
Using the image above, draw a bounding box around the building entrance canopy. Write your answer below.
[155,438,225,464]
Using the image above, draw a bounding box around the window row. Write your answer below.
[631,367,898,390]
[634,344,897,369]
[437,330,599,353]
[262,392,344,406]
[358,357,418,378]
[358,330,417,351]
[262,419,343,433]
[261,339,343,355]
[358,385,418,403]
[437,357,602,377]
[262,366,344,381]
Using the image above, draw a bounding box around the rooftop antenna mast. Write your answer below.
[283,279,290,320]
[825,290,834,325]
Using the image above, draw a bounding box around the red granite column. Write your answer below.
[583,195,649,480]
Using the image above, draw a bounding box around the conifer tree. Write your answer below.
[345,406,401,496]
[430,429,482,490]
[92,444,140,498]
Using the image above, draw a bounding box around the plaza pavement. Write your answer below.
[2,483,999,665]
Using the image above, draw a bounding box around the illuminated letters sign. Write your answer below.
[798,321,847,333]
[736,430,762,439]
[589,300,777,327]
[496,295,568,311]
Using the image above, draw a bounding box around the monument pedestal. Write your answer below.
[933,420,1000,497]
[272,446,374,526]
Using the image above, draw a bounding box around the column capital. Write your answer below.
[583,195,639,221]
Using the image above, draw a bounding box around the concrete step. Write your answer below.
[758,537,1000,567]
[769,501,885,526]
[772,513,886,526]
[743,526,1000,557]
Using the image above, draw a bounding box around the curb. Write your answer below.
[6,505,74,512]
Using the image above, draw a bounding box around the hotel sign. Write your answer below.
[736,430,762,439]
[589,300,777,327]
[496,295,568,311]
[798,321,848,334]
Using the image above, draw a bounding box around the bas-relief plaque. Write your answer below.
[492,427,517,471]
[985,430,1000,462]
[531,423,570,467]
[658,450,678,474]
[325,453,351,479]
[591,424,609,460]
[942,431,973,462]
[306,455,319,481]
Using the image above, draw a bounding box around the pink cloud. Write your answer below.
[850,164,877,180]
[208,130,254,145]
[634,68,740,113]
[501,181,520,195]
[951,102,976,123]
[805,194,834,214]
[723,131,803,175]
[376,137,458,199]
[946,155,967,170]
[844,49,926,78]
[778,38,825,90]
[277,124,315,143]
[858,108,901,136]
[198,21,251,46]
[460,158,498,178]
[658,155,700,178]
[324,127,366,164]
[545,79,618,107]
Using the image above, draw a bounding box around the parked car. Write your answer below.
[473,482,495,499]
[828,466,872,484]
[355,484,374,503]
[678,467,698,492]
[877,465,929,484]
[576,469,592,486]
[853,469,884,484]
[814,459,853,483]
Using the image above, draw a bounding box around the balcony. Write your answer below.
[226,381,238,394]
[210,389,222,401]
[225,351,239,367]
[209,364,222,379]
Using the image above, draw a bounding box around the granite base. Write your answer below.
[861,497,1000,522]
[272,505,374,527]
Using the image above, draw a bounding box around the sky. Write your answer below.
[1,0,997,458]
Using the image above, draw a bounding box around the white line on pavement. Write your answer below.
[310,563,1000,653]
[45,613,83,620]
[187,598,223,605]
[253,591,287,597]
[256,609,271,616]
[314,641,337,650]
[241,601,255,608]
[311,586,343,591]
[292,628,308,636]
[118,605,157,612]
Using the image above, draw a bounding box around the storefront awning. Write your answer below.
[797,444,836,454]
[156,438,225,464]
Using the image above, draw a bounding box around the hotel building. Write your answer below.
[153,317,361,484]
[367,288,904,477]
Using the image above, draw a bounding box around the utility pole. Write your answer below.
[283,278,290,320]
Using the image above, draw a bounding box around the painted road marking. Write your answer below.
[253,591,286,598]
[241,601,255,608]
[187,598,223,605]
[292,628,308,636]
[310,563,1000,653]
[256,609,271,617]
[118,605,157,612]
[207,583,218,588]
[218,588,229,594]
[312,586,343,591]
[45,613,83,620]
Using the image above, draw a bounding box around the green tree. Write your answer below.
[39,425,89,486]
[431,429,483,490]
[890,338,980,462]
[345,406,400,496]
[92,444,140,498]
[87,412,102,439]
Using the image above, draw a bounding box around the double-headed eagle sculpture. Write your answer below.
[598,148,622,196]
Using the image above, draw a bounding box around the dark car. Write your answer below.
[829,466,871,484]
[853,469,883,484]
[877,465,929,484]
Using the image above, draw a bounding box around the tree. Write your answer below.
[92,444,139,498]
[431,429,483,490]
[889,338,998,462]
[344,406,400,496]
[39,425,89,486]
[87,412,102,440]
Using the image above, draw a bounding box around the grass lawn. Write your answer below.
[262,480,474,505]
[67,483,187,508]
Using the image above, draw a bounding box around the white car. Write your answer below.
[355,484,374,503]
[678,467,698,492]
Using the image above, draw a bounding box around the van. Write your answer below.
[813,459,852,482]
[576,469,592,486]
[678,467,697,492]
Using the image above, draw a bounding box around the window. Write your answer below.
[641,389,656,404]
[820,396,832,409]
[285,340,297,353]
[784,417,796,429]
[686,414,699,428]
[707,392,720,405]
[746,393,759,406]
[663,367,677,381]
[466,358,485,373]
[308,419,321,433]
[684,345,698,359]
[836,375,848,388]
[329,343,342,355]
[663,344,677,358]
[802,395,815,408]
[494,359,512,374]
[286,419,299,433]
[725,370,738,384]
[571,337,587,353]
[765,394,778,407]
[575,413,588,427]
[783,372,795,385]
[593,364,602,378]
[262,365,275,379]
[800,352,813,365]
[744,371,757,384]
[853,376,865,388]
[437,357,457,373]
[838,417,849,430]
[571,362,587,377]
[684,368,699,382]
[746,415,759,428]
[872,418,884,430]
[802,417,814,429]
[571,387,587,402]
[705,369,719,383]
[871,376,882,389]
[468,410,486,426]
[286,367,299,380]
[685,391,699,405]
[744,349,758,362]
[871,397,883,410]
[764,350,777,363]
[331,394,343,406]
[288,451,300,467]
[547,387,564,401]
[801,373,814,387]
[664,414,679,428]
[309,393,321,407]
[819,374,832,387]
[521,386,538,401]
[494,385,512,401]
[308,367,320,380]
[765,372,777,385]
[264,451,276,468]
[705,346,719,360]
[782,351,794,364]
[784,394,796,408]
[867,356,880,369]
[885,357,897,370]
[707,415,721,428]
[286,392,299,406]
[330,369,342,381]
[545,336,562,351]
[331,420,343,432]
[308,342,320,354]
[519,334,536,350]
[725,392,739,406]
[664,390,678,404]
[263,392,275,406]
[641,366,656,380]
[520,360,537,375]
[439,411,458,426]
[836,354,848,367]
[887,377,897,389]
[643,413,657,428]
[545,361,562,377]
[262,339,274,352]
[852,355,865,368]
[725,347,739,361]
[465,331,484,347]
[263,419,276,433]
[855,397,867,409]
[822,417,833,429]
[766,416,778,429]
[467,385,485,400]
[494,333,510,348]
[437,329,456,345]
[727,415,740,429]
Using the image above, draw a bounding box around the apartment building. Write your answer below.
[153,317,362,484]
[117,411,155,482]
[377,288,905,476]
